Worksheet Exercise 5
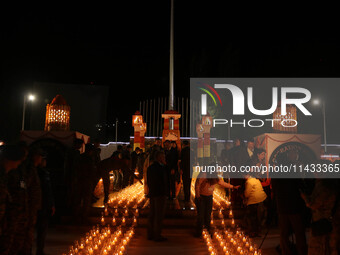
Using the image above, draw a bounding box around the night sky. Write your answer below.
[1,3,340,142]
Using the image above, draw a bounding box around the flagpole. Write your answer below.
[169,0,174,111]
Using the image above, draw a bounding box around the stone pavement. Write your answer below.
[32,225,92,255]
[127,228,208,255]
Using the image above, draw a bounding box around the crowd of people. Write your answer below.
[0,143,54,255]
[144,137,340,255]
[1,137,340,255]
[218,138,340,255]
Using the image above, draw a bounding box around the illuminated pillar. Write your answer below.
[202,114,213,159]
[196,123,204,162]
[132,111,147,151]
[162,110,181,149]
[139,124,146,152]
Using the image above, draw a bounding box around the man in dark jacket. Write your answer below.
[180,141,192,203]
[74,144,96,222]
[36,157,55,255]
[229,138,253,205]
[96,156,115,204]
[121,145,133,188]
[166,141,178,199]
[64,138,83,209]
[271,150,307,255]
[147,150,169,242]
[20,148,43,255]
[0,144,27,255]
[0,145,25,236]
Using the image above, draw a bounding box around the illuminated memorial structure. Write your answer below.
[44,94,71,131]
[21,94,89,154]
[132,111,146,152]
[255,104,321,171]
[162,110,181,148]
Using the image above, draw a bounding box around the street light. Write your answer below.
[313,99,327,153]
[28,94,35,101]
[22,94,35,131]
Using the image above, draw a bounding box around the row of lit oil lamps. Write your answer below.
[190,178,260,254]
[68,179,258,254]
[65,182,147,255]
[107,182,146,209]
[65,225,135,255]
[209,189,261,255]
[203,228,261,255]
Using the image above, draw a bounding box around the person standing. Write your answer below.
[74,144,96,223]
[180,141,192,204]
[121,145,133,188]
[244,172,267,237]
[20,148,43,255]
[143,139,163,196]
[220,142,232,166]
[149,138,162,164]
[272,150,308,255]
[0,144,27,255]
[96,156,116,204]
[230,138,253,205]
[111,145,123,158]
[0,145,25,236]
[166,141,179,199]
[137,150,146,177]
[147,150,169,242]
[36,157,55,255]
[301,178,337,255]
[195,171,239,237]
[93,139,102,166]
[64,138,83,209]
[252,148,272,227]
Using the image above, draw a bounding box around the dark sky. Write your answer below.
[1,3,340,142]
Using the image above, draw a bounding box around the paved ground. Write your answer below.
[32,225,92,255]
[127,228,208,255]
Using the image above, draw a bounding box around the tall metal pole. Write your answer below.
[322,101,327,153]
[169,0,174,110]
[21,96,26,131]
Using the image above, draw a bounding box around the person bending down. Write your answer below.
[195,171,239,237]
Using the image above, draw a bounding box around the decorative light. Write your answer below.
[44,95,71,131]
